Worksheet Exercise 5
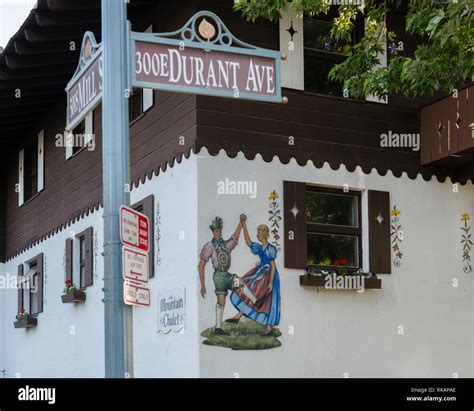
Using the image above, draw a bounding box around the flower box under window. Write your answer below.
[61,290,86,304]
[14,317,38,329]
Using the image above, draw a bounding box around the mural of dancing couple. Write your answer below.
[198,214,282,350]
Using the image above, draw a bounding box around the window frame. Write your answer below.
[306,185,362,269]
[23,254,43,316]
[67,111,94,160]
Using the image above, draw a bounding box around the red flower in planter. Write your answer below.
[20,307,25,313]
[340,258,348,265]
[65,279,72,285]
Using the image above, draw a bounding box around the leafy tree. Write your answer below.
[234,0,473,99]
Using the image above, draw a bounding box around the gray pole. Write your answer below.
[101,0,134,378]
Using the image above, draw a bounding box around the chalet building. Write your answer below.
[0,0,472,378]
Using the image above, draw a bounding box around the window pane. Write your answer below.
[306,191,357,226]
[80,237,86,261]
[30,275,38,314]
[304,18,352,56]
[307,233,358,267]
[304,56,344,96]
[80,266,85,288]
[23,140,38,201]
[129,89,143,122]
[72,121,86,155]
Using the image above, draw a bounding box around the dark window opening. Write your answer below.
[129,88,144,123]
[23,140,38,202]
[304,11,364,96]
[306,186,362,269]
[72,120,86,156]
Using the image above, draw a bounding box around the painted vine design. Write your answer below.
[390,205,403,267]
[461,213,472,273]
[268,190,281,251]
[93,230,99,280]
[155,200,162,266]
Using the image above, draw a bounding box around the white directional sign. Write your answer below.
[122,247,149,283]
[124,281,151,307]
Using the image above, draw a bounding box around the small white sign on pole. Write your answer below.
[122,247,149,283]
[124,281,151,307]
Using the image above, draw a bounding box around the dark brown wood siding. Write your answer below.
[3,90,196,260]
[195,90,445,181]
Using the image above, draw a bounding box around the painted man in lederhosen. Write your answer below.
[199,215,255,335]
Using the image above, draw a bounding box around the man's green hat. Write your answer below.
[210,216,223,231]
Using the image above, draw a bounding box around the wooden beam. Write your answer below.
[0,123,39,133]
[5,53,78,68]
[46,0,152,10]
[35,11,100,27]
[0,75,70,89]
[0,106,49,117]
[0,93,60,105]
[46,0,100,11]
[0,86,65,97]
[14,40,84,55]
[0,114,44,124]
[0,63,76,80]
[24,26,100,43]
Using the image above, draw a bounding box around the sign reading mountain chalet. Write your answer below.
[130,11,282,103]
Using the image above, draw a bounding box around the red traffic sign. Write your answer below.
[124,281,151,307]
[123,247,149,284]
[120,206,150,252]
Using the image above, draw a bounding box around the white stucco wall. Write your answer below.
[196,149,474,378]
[0,155,200,378]
[1,150,472,378]
[131,155,200,378]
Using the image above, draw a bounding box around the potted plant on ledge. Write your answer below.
[14,307,37,329]
[61,279,86,303]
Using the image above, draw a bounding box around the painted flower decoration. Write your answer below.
[340,258,348,265]
[461,213,470,222]
[390,208,401,216]
[268,190,279,201]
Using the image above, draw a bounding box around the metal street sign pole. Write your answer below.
[101,0,133,378]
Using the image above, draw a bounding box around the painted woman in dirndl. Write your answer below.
[227,216,281,336]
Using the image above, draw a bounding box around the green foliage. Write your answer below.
[234,0,473,99]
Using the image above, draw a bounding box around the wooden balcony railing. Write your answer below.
[421,85,474,168]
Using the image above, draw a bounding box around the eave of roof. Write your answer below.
[0,0,153,148]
